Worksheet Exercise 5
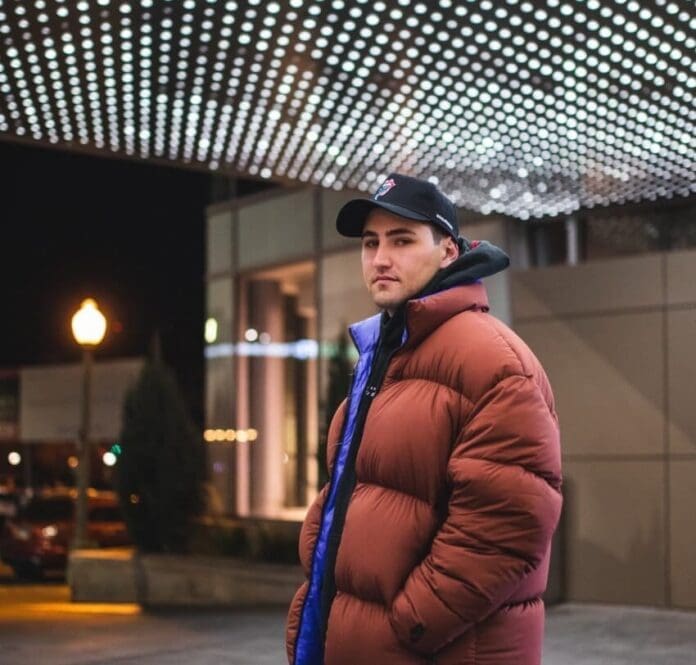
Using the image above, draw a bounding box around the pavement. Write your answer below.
[0,583,695,664]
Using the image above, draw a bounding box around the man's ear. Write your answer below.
[440,237,459,268]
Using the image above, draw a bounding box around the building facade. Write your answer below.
[205,186,696,609]
[0,359,143,491]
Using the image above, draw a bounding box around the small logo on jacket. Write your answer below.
[374,178,396,199]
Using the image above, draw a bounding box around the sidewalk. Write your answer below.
[0,590,694,664]
[544,603,696,665]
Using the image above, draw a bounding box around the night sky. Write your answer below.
[0,139,267,425]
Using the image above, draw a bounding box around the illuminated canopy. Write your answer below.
[0,0,694,218]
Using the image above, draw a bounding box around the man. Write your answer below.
[287,173,562,665]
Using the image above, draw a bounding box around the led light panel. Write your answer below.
[0,0,694,218]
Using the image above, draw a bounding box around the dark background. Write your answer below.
[0,139,268,425]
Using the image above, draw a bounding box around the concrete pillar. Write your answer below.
[235,283,250,517]
[248,280,285,517]
[565,215,579,266]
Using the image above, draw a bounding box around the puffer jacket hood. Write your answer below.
[421,239,510,296]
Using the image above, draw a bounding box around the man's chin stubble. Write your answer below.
[372,293,407,311]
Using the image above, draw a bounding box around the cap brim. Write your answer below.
[336,199,431,237]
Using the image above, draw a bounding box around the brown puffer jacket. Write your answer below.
[287,282,562,665]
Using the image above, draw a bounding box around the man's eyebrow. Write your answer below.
[361,227,417,238]
[387,227,417,236]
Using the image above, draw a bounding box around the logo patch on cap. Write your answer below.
[374,178,396,200]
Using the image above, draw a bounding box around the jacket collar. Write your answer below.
[402,282,489,349]
[349,313,382,356]
[349,283,489,356]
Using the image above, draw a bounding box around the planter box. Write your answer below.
[68,548,304,607]
[68,548,138,603]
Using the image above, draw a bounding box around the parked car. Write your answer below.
[0,488,18,532]
[0,489,130,579]
[0,489,18,516]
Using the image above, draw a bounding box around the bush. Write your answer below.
[188,520,248,557]
[116,359,206,553]
[188,518,301,565]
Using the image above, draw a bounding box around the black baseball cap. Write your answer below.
[336,173,459,241]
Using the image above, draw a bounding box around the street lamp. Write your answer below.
[71,298,107,549]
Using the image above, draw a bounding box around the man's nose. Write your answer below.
[373,243,392,267]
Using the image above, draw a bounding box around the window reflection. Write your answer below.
[235,261,317,517]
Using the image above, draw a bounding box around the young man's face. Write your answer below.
[361,209,458,315]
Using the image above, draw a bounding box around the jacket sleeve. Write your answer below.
[388,373,563,655]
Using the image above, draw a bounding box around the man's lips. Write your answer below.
[372,276,398,284]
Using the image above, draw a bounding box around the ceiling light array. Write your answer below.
[0,0,694,219]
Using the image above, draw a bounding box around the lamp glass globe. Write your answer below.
[71,298,107,346]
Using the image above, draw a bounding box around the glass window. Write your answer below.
[235,261,318,518]
[206,277,233,345]
[238,190,314,270]
[320,189,362,251]
[526,219,569,266]
[320,250,375,352]
[207,210,233,275]
[205,357,235,429]
[205,355,236,513]
[585,203,696,259]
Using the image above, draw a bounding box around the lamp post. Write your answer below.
[70,298,107,549]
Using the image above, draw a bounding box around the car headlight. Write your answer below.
[41,525,58,538]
